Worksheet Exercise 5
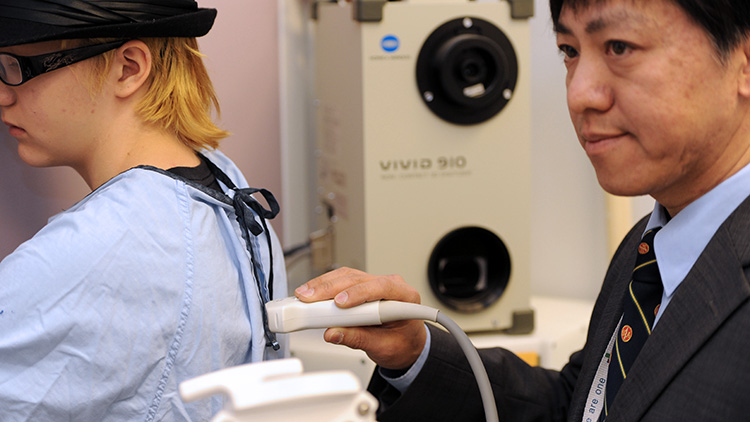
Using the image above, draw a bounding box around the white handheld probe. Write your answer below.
[266,296,438,332]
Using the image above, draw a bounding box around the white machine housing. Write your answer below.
[314,0,533,332]
[179,358,377,422]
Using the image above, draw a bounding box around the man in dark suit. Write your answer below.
[295,0,750,420]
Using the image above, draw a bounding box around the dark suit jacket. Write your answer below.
[369,197,750,421]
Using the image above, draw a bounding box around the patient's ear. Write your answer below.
[111,40,152,99]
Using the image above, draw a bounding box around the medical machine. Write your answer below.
[313,0,534,332]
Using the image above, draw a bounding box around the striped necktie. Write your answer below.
[602,227,663,420]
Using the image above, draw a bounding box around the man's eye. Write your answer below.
[558,44,578,59]
[608,41,630,55]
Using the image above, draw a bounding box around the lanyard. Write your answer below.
[582,317,621,422]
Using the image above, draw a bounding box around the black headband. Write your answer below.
[0,0,216,48]
[0,0,198,27]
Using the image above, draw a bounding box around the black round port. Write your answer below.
[416,17,519,125]
[427,226,511,313]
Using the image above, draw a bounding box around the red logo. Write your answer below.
[621,325,633,342]
[654,304,661,317]
[638,242,650,255]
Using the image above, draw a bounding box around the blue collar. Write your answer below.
[646,162,750,298]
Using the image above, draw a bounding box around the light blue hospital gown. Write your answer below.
[0,150,287,421]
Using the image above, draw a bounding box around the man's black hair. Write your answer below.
[550,0,750,58]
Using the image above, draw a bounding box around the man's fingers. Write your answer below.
[335,274,420,306]
[295,267,420,308]
[295,267,365,302]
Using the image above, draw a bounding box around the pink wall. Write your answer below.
[0,1,283,258]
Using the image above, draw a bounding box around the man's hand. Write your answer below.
[295,267,427,370]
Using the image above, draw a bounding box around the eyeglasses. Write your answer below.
[0,40,127,86]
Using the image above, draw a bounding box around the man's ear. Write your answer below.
[111,40,152,99]
[738,37,750,99]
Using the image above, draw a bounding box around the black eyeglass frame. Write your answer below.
[0,40,128,86]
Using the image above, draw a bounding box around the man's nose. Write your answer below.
[566,56,614,115]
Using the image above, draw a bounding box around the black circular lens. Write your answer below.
[416,17,519,125]
[427,227,511,313]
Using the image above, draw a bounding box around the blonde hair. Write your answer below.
[86,37,230,151]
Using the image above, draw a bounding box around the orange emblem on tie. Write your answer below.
[654,304,661,317]
[638,242,650,255]
[621,325,633,342]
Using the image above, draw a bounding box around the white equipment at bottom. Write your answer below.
[179,358,378,422]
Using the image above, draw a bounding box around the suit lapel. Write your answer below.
[609,222,750,420]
